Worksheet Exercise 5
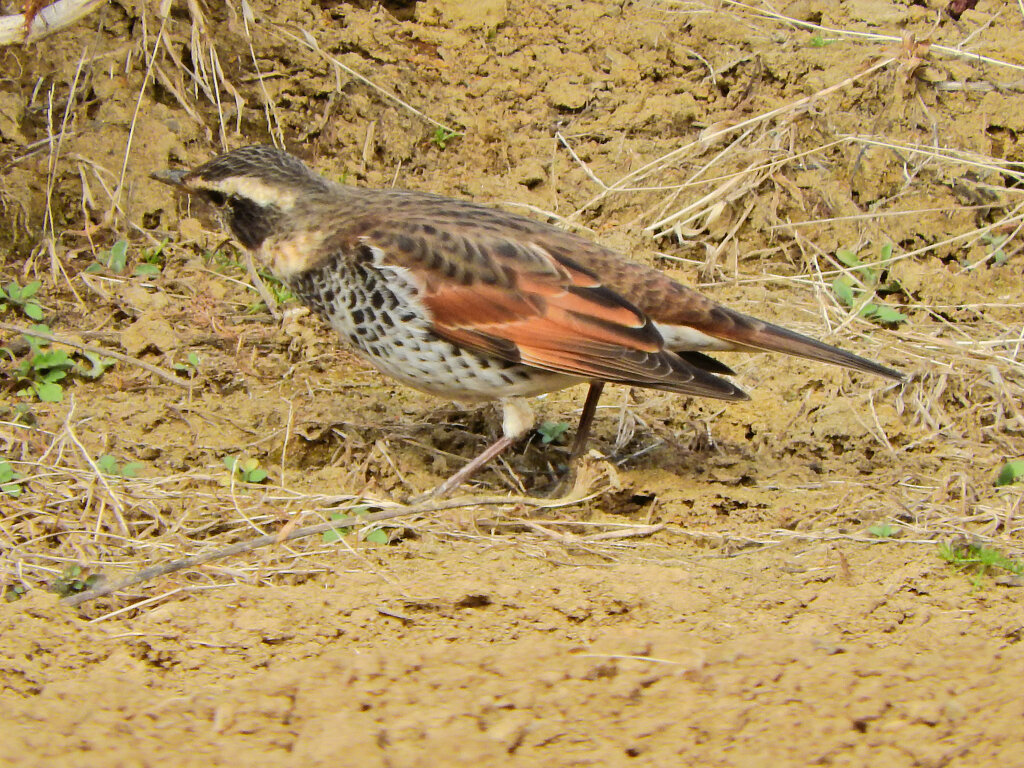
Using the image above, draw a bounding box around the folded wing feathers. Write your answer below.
[417,241,746,400]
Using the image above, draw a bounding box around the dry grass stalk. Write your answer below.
[2,0,1022,618]
[0,0,106,46]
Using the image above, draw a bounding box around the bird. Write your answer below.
[152,145,902,498]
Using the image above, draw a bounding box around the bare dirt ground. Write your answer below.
[2,0,1023,765]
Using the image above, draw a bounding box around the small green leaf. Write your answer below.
[867,304,907,325]
[84,263,105,274]
[836,248,877,283]
[430,127,460,149]
[537,421,570,445]
[142,239,168,264]
[868,523,896,538]
[831,277,855,307]
[96,455,120,474]
[224,455,267,483]
[23,303,43,320]
[107,240,129,273]
[23,324,52,352]
[133,263,161,277]
[34,382,63,402]
[364,528,388,545]
[996,460,1024,487]
[879,243,894,263]
[187,352,200,367]
[939,541,1024,578]
[20,281,41,299]
[322,512,350,543]
[36,349,70,369]
[5,584,27,601]
[121,462,144,478]
[836,249,861,269]
[858,301,880,318]
[77,351,116,379]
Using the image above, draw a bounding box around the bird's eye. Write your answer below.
[206,191,227,206]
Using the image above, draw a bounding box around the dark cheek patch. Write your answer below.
[228,197,277,249]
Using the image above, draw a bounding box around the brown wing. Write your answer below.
[351,218,747,401]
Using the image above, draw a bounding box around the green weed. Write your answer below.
[3,326,114,402]
[867,523,897,538]
[430,127,460,150]
[831,244,908,326]
[938,540,1024,586]
[86,239,162,277]
[224,455,268,484]
[135,239,168,276]
[322,506,387,544]
[980,232,1009,267]
[4,584,27,602]
[246,270,296,313]
[537,421,570,445]
[49,565,102,598]
[205,249,245,274]
[7,325,74,402]
[0,403,35,426]
[95,454,144,478]
[0,460,24,497]
[0,280,44,320]
[76,350,116,380]
[86,240,129,274]
[995,460,1024,486]
[173,352,201,378]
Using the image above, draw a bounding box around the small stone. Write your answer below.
[433,0,506,32]
[516,160,546,189]
[546,77,590,111]
[120,312,181,356]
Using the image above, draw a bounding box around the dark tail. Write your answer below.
[716,309,904,381]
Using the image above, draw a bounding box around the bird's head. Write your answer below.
[152,145,329,250]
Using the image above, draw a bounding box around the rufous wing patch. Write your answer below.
[420,257,670,385]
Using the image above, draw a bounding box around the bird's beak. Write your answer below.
[150,169,189,189]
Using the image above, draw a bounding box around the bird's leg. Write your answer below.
[419,398,534,500]
[569,382,605,463]
[540,382,607,497]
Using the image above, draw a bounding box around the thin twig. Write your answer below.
[61,397,130,537]
[60,495,580,607]
[111,4,167,219]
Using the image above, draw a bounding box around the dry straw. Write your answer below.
[2,0,1022,613]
